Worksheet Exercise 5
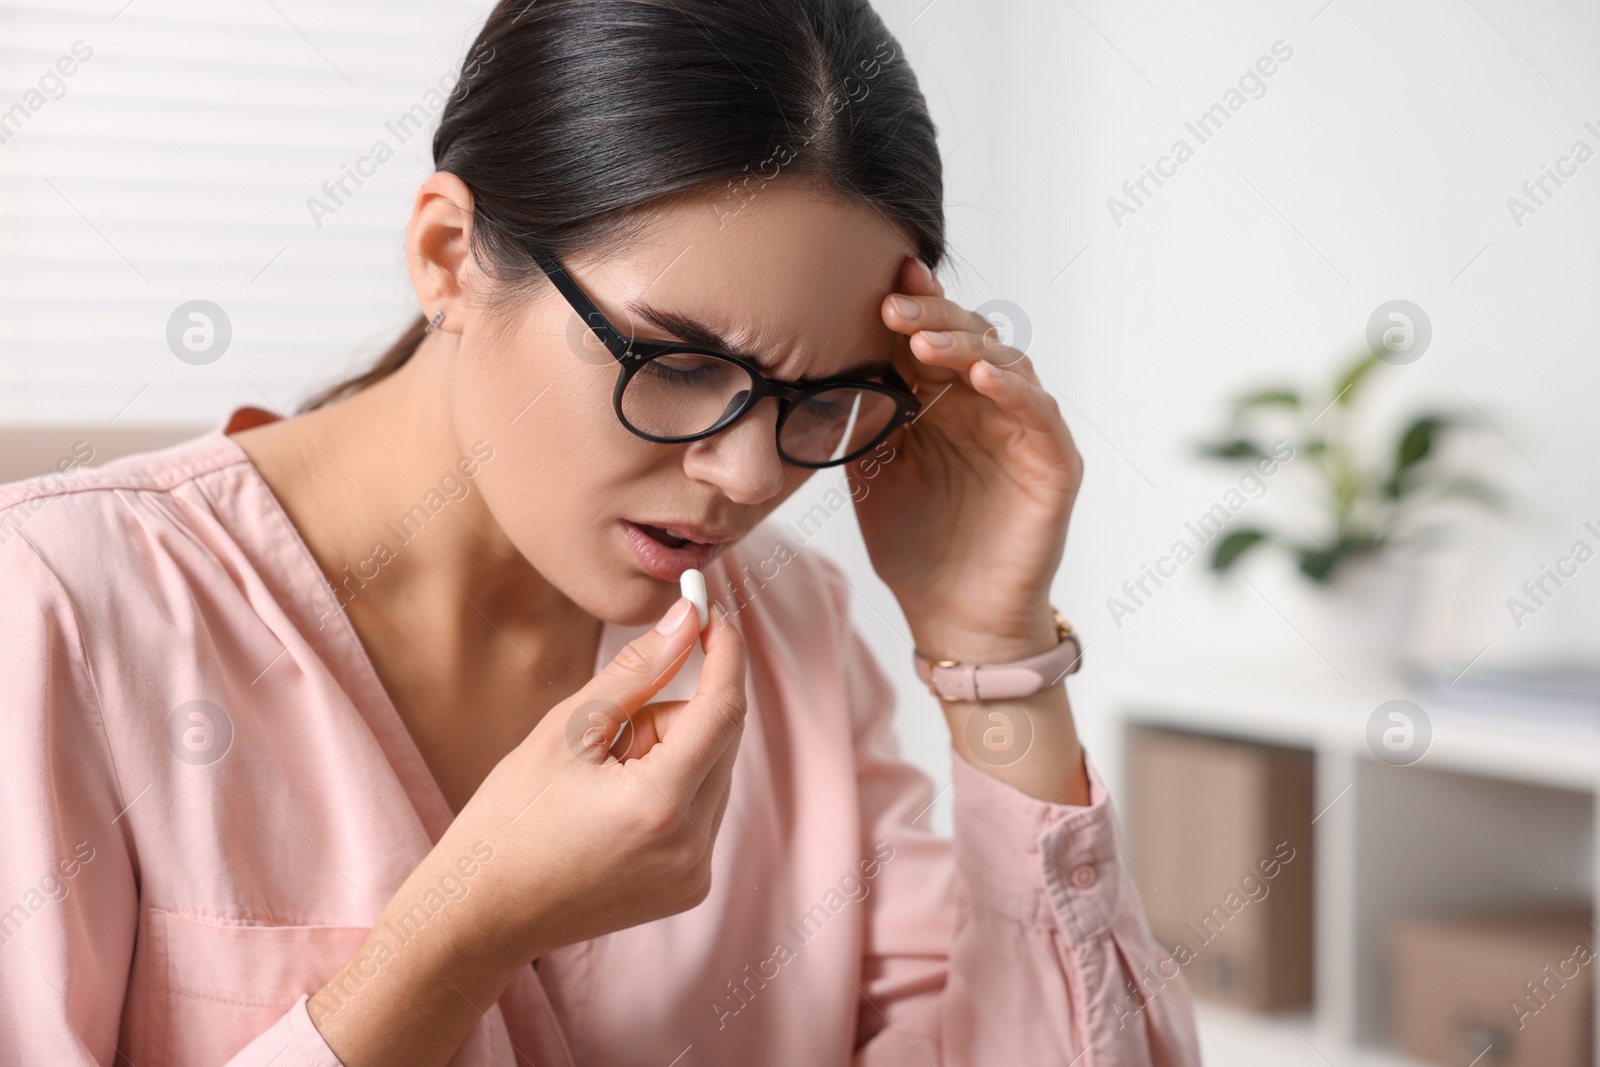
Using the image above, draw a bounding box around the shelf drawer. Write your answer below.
[1127,725,1316,1011]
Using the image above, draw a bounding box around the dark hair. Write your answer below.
[302,0,945,412]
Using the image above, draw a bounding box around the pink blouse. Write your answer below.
[0,414,1199,1066]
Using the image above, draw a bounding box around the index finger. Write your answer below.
[559,597,700,765]
[882,291,990,339]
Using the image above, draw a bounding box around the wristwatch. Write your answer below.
[912,609,1083,702]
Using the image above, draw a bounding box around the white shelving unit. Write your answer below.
[1104,656,1600,1066]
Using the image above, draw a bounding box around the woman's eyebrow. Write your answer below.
[625,299,891,385]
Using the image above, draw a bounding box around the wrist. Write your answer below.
[309,848,532,1061]
[907,608,1059,666]
[410,830,542,971]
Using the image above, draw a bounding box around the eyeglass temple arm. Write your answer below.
[532,246,926,415]
[528,247,634,362]
[882,364,922,414]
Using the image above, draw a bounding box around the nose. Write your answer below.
[681,397,786,504]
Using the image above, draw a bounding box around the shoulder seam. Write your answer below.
[0,433,245,516]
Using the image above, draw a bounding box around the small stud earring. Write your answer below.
[423,310,445,335]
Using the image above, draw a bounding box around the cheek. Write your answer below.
[453,321,639,513]
[452,298,623,442]
[469,432,663,619]
[453,367,678,616]
[470,379,635,541]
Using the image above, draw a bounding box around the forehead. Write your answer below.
[571,180,916,376]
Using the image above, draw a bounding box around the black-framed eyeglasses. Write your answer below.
[529,247,922,469]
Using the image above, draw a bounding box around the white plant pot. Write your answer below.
[1293,552,1422,678]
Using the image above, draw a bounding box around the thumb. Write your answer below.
[563,596,702,765]
[634,602,748,795]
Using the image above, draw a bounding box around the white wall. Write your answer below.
[5,0,1599,830]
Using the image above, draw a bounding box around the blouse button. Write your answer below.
[1068,863,1098,889]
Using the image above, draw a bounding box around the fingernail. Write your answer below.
[922,330,953,348]
[655,598,694,635]
[913,259,935,287]
[889,295,920,320]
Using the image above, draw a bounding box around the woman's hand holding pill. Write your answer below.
[313,596,745,1062]
[458,595,744,954]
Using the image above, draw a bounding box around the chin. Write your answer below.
[565,523,742,628]
[581,560,682,629]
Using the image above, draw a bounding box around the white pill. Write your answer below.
[680,568,709,630]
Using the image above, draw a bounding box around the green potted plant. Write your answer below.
[1195,350,1504,665]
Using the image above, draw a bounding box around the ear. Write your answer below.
[405,171,478,335]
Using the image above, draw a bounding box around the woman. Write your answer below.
[0,1,1199,1064]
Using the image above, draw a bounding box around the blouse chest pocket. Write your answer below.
[146,907,370,1067]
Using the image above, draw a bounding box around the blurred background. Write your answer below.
[4,1,1598,1063]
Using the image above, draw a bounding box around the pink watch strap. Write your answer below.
[912,611,1083,702]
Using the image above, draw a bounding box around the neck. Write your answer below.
[235,332,596,655]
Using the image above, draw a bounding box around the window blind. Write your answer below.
[0,0,489,425]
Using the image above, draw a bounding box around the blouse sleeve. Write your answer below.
[832,580,1202,1065]
[0,534,345,1067]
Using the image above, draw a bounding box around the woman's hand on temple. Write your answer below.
[854,255,1085,664]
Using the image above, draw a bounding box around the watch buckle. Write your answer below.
[925,658,959,698]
